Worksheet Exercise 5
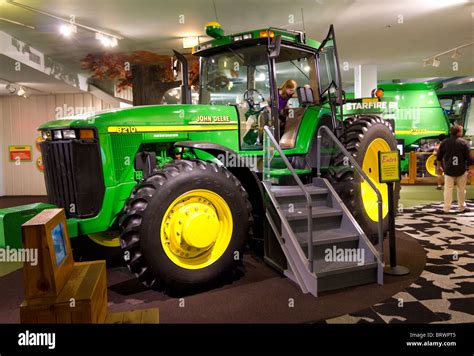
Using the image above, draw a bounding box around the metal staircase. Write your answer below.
[262,126,384,297]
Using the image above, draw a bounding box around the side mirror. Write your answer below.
[268,35,281,58]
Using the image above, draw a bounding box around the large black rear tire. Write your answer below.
[119,159,253,296]
[324,115,400,242]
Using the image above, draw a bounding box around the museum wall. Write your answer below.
[0,93,113,196]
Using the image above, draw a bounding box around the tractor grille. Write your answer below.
[40,139,105,218]
[110,133,143,180]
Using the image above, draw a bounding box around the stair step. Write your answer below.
[284,206,341,221]
[314,261,378,277]
[272,185,329,208]
[295,229,359,246]
[271,185,328,198]
[315,262,379,293]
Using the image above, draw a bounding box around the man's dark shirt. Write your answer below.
[436,135,471,177]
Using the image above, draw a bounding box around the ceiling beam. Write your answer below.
[0,31,89,92]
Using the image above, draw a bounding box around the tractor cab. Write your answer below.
[194,23,343,151]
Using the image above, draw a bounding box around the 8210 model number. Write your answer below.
[115,127,137,133]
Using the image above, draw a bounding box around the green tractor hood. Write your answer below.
[38,104,240,134]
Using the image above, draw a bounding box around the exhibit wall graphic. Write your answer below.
[0,94,113,195]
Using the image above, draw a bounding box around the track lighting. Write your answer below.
[59,24,77,37]
[1,79,44,98]
[95,33,118,48]
[183,37,200,49]
[7,1,122,47]
[422,42,473,67]
[16,86,26,96]
[5,83,16,94]
[451,50,461,60]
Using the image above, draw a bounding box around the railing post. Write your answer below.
[377,199,384,264]
[316,128,322,178]
[263,127,271,183]
[308,203,313,272]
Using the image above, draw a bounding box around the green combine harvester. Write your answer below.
[438,88,474,139]
[0,23,398,296]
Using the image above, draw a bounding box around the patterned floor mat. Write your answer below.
[325,200,474,324]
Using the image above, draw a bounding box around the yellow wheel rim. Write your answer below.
[89,231,121,247]
[426,154,440,177]
[361,138,391,222]
[160,189,233,270]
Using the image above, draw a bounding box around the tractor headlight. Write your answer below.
[53,130,63,139]
[62,129,76,139]
[42,131,51,140]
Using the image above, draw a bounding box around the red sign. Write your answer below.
[9,145,32,162]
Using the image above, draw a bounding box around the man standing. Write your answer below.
[436,124,471,213]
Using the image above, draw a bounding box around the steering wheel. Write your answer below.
[243,89,267,112]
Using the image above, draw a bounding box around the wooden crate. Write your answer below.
[21,209,74,301]
[20,261,107,323]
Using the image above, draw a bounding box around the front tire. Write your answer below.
[119,159,253,296]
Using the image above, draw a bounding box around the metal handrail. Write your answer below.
[316,125,384,262]
[263,125,314,272]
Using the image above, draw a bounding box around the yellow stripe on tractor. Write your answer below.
[395,130,447,135]
[108,125,238,133]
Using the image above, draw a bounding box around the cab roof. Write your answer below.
[193,25,320,55]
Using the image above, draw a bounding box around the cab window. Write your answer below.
[274,47,318,108]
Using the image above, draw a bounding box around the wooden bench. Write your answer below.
[105,308,159,324]
[19,208,159,324]
[20,260,107,323]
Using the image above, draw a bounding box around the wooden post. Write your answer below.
[408,151,417,184]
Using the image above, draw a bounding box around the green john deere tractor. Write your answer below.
[0,23,398,295]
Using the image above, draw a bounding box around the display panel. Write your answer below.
[51,222,67,266]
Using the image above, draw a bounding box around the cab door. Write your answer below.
[316,25,344,125]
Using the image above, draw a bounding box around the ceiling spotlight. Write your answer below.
[59,24,77,37]
[95,32,118,48]
[5,83,16,94]
[432,57,440,67]
[183,36,199,49]
[16,86,26,96]
[451,50,461,60]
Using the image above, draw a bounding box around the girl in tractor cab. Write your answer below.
[278,79,298,132]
